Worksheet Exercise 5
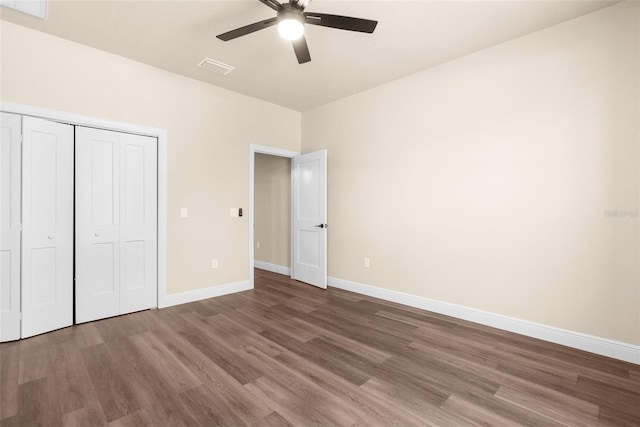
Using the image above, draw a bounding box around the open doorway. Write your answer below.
[249,145,299,288]
[254,153,292,275]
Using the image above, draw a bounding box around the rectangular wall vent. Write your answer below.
[197,58,235,75]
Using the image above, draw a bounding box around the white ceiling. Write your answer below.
[0,0,618,111]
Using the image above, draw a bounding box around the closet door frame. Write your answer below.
[0,102,169,311]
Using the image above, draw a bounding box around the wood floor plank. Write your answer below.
[108,408,154,427]
[62,400,108,427]
[574,375,640,419]
[380,350,500,399]
[149,323,274,425]
[245,374,358,426]
[17,334,53,385]
[494,385,600,426]
[304,307,412,353]
[80,343,142,422]
[115,344,195,427]
[359,376,464,425]
[176,384,247,426]
[129,331,202,395]
[1,268,638,426]
[49,342,98,417]
[17,377,61,427]
[251,411,294,427]
[46,322,104,350]
[272,350,428,426]
[175,312,264,385]
[442,394,523,427]
[241,344,367,423]
[0,344,19,419]
[287,316,392,363]
[214,313,288,356]
[598,404,640,426]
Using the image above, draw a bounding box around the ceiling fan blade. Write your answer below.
[304,13,377,33]
[291,0,311,11]
[216,17,278,41]
[258,0,283,11]
[292,36,311,64]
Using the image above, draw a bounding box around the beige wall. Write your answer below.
[3,3,638,346]
[0,21,301,294]
[302,3,640,345]
[254,154,291,267]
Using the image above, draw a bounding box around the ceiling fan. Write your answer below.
[216,0,378,64]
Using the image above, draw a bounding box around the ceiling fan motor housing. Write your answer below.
[278,4,305,25]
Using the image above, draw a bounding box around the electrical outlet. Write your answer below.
[364,258,370,268]
[256,241,261,249]
[211,258,218,269]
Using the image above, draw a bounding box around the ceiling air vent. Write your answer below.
[197,58,235,75]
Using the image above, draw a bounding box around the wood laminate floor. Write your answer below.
[1,269,639,426]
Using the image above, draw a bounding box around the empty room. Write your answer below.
[1,0,639,425]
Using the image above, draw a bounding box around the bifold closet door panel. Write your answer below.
[75,127,120,323]
[119,133,157,315]
[76,127,157,324]
[0,113,22,342]
[21,117,74,338]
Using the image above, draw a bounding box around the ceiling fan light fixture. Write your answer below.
[278,18,304,40]
[216,0,378,64]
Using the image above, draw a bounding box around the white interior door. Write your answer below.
[291,150,327,289]
[0,113,22,342]
[76,127,157,323]
[21,116,74,338]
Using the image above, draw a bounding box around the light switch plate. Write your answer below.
[229,208,238,217]
[180,207,188,218]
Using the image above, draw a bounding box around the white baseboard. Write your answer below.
[161,280,251,308]
[328,276,640,365]
[254,261,291,276]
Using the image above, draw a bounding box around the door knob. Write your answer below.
[94,233,100,237]
[314,224,328,229]
[47,235,53,240]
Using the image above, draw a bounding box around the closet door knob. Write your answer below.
[47,235,53,240]
[94,233,100,237]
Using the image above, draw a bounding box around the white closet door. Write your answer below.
[119,133,157,315]
[21,117,74,338]
[76,127,157,323]
[75,127,121,323]
[0,113,22,342]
